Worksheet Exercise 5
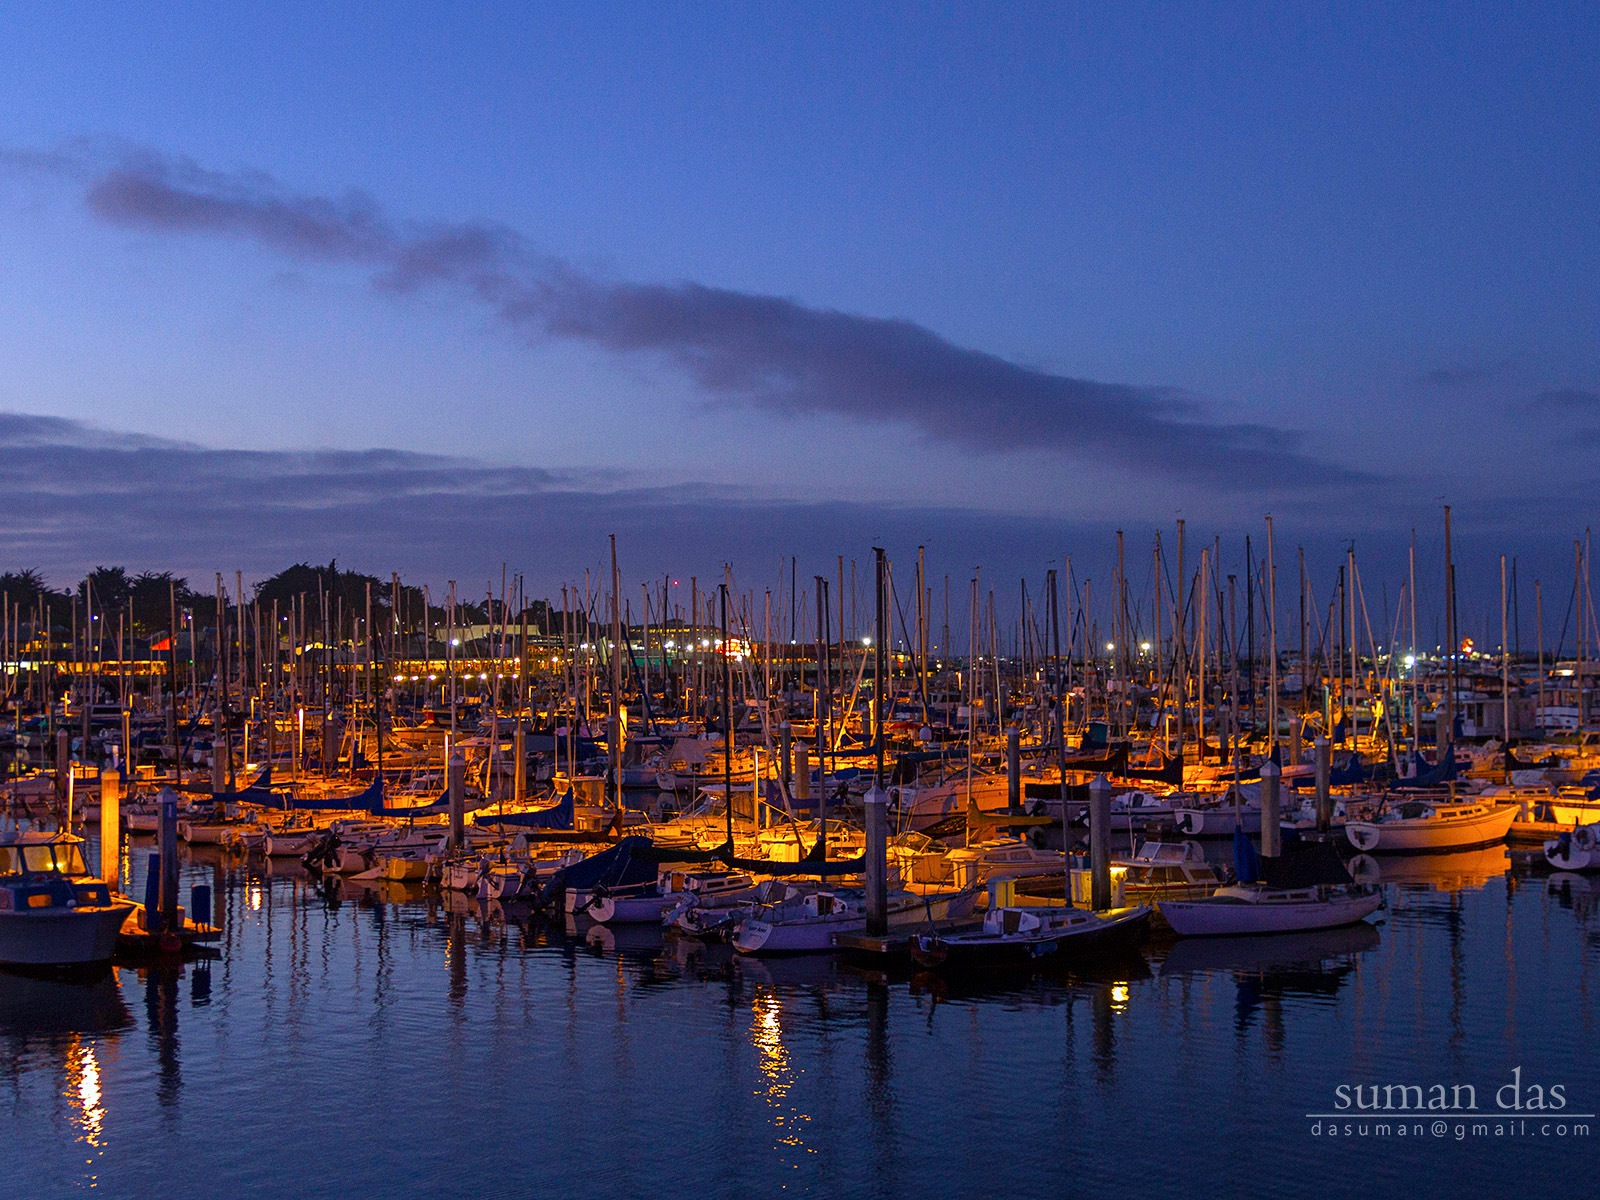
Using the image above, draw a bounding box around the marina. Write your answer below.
[3,527,1600,1196]
[4,7,1598,1196]
[3,831,1596,1197]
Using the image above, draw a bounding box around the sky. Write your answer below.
[0,3,1597,638]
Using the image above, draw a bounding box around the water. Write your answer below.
[6,841,1598,1198]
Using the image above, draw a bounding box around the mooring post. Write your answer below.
[779,721,792,797]
[158,786,180,931]
[1260,756,1282,858]
[513,721,526,806]
[864,782,888,936]
[1314,735,1332,833]
[1090,772,1112,911]
[448,751,465,851]
[99,767,121,889]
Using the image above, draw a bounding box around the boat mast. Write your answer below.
[1536,580,1545,734]
[1501,554,1511,751]
[1266,516,1278,757]
[720,581,733,850]
[1443,506,1456,761]
[610,535,623,812]
[169,578,182,793]
[1174,520,1186,771]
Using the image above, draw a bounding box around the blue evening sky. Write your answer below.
[0,3,1596,602]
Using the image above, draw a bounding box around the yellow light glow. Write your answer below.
[65,1036,106,1152]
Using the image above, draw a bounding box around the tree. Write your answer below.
[129,572,194,637]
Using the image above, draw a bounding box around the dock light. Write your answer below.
[1404,655,1416,669]
[478,673,488,681]
[1140,642,1151,653]
[451,638,460,647]
[665,640,675,649]
[863,637,873,646]
[700,639,710,648]
[1106,642,1115,651]
[428,674,438,682]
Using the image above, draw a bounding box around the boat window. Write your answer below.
[58,845,89,875]
[21,846,58,872]
[0,847,17,874]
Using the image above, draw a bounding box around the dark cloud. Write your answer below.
[1419,360,1511,388]
[86,154,393,262]
[1532,387,1600,412]
[0,411,1117,603]
[0,414,1579,641]
[67,148,1360,488]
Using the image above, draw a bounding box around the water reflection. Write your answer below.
[1349,846,1510,890]
[749,988,811,1167]
[5,837,1596,1197]
[0,968,131,1191]
[143,967,182,1111]
[0,966,133,1038]
[64,1035,106,1147]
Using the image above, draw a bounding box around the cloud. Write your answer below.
[63,147,1361,488]
[1532,387,1600,412]
[0,411,1118,600]
[0,413,1579,639]
[1419,360,1511,388]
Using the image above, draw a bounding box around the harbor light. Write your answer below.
[1106,642,1115,651]
[1403,655,1416,669]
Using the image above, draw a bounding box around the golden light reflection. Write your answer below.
[247,884,263,911]
[64,1034,107,1183]
[1110,982,1130,1011]
[749,991,811,1165]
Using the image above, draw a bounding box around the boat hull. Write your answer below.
[1344,805,1518,853]
[911,905,1150,969]
[1172,807,1260,837]
[1158,889,1382,937]
[733,889,977,955]
[0,904,134,966]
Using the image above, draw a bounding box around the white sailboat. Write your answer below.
[730,885,979,954]
[1157,840,1382,937]
[1344,799,1518,853]
[1545,821,1600,871]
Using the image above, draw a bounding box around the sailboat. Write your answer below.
[731,884,979,954]
[1157,838,1382,936]
[1343,797,1518,853]
[908,899,1150,969]
[1545,821,1600,871]
[909,569,1154,971]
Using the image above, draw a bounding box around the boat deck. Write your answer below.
[834,917,983,958]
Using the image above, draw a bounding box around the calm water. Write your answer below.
[6,839,1599,1199]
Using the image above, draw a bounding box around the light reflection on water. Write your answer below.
[3,840,1599,1198]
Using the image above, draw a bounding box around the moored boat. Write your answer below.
[909,902,1151,969]
[1344,798,1518,854]
[1157,841,1382,937]
[731,885,980,955]
[1114,840,1228,901]
[0,832,134,967]
[1545,822,1600,871]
